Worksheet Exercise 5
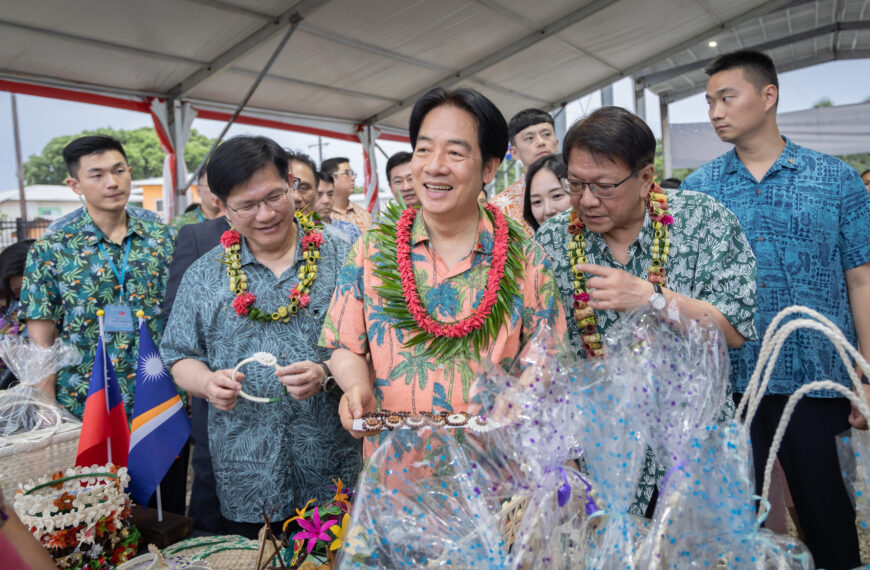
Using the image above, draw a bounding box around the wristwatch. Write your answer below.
[317,361,337,392]
[649,282,666,310]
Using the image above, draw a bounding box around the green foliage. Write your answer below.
[23,127,214,185]
[654,139,693,184]
[492,158,524,195]
[838,153,870,175]
[813,98,834,108]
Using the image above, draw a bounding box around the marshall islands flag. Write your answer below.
[127,317,191,505]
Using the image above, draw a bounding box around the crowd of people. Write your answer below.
[1,49,869,569]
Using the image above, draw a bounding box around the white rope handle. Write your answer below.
[738,306,861,421]
[0,397,64,442]
[738,308,870,427]
[761,379,870,502]
[231,352,282,404]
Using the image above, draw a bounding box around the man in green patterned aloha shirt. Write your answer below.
[21,135,175,419]
[535,106,757,517]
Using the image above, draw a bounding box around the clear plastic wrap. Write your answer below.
[837,428,870,532]
[0,336,80,441]
[637,422,812,568]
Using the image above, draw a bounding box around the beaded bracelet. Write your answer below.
[352,410,495,432]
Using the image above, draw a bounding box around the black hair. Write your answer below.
[409,87,508,167]
[860,169,870,178]
[562,106,655,173]
[320,157,350,182]
[62,135,128,178]
[206,135,288,202]
[660,177,682,189]
[705,49,779,105]
[509,108,554,145]
[286,150,320,187]
[523,154,567,232]
[386,151,413,182]
[479,187,489,200]
[0,239,34,304]
[184,202,200,213]
[319,172,334,185]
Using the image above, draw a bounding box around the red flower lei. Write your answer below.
[395,203,509,339]
[569,187,673,358]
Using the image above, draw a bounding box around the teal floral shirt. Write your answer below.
[535,187,758,515]
[20,208,175,418]
[160,222,361,523]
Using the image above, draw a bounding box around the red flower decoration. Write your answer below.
[232,292,257,316]
[220,229,241,248]
[301,231,324,249]
[395,203,508,340]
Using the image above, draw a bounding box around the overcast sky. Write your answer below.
[0,59,867,193]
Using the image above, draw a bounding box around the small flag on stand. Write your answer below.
[76,310,130,467]
[127,312,191,506]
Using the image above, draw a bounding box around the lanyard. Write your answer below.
[97,237,131,293]
[196,208,205,223]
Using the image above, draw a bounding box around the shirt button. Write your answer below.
[437,363,444,370]
[756,189,762,195]
[761,282,767,288]
[758,236,765,242]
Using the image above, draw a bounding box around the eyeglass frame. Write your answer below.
[335,168,356,179]
[225,182,295,218]
[561,166,642,199]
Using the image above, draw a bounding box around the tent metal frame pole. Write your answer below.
[10,93,27,225]
[634,76,646,121]
[660,94,672,179]
[181,21,300,193]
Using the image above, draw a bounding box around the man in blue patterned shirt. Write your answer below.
[683,49,870,569]
[161,136,361,539]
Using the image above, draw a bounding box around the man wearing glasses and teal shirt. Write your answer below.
[321,156,372,233]
[161,135,361,539]
[534,106,757,517]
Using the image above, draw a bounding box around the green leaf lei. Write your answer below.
[370,201,527,359]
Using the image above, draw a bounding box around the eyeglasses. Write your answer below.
[335,169,356,179]
[226,186,290,218]
[562,167,640,199]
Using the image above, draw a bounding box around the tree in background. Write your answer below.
[23,127,214,185]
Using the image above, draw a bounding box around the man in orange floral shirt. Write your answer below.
[320,88,566,457]
[489,108,560,236]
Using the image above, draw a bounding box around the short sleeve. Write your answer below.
[319,234,369,355]
[837,165,870,271]
[19,239,63,323]
[521,242,567,341]
[692,203,758,341]
[160,262,210,368]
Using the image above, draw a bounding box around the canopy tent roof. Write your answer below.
[639,0,870,103]
[0,0,810,137]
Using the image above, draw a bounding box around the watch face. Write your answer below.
[650,293,666,311]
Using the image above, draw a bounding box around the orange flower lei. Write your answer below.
[568,188,673,358]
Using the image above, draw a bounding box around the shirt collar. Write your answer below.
[79,206,145,246]
[723,135,798,175]
[239,215,305,268]
[410,204,492,255]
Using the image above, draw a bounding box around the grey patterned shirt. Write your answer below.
[161,220,361,523]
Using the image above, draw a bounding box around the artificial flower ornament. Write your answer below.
[219,211,323,322]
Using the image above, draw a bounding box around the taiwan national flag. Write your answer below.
[127,320,191,505]
[76,335,130,467]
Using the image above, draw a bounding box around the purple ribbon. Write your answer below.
[551,466,598,515]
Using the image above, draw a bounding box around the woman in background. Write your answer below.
[0,239,34,389]
[522,154,571,232]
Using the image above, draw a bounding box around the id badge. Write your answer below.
[104,305,135,332]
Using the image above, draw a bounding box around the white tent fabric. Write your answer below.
[670,101,870,169]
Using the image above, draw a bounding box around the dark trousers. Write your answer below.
[187,395,225,533]
[146,441,190,515]
[739,393,860,570]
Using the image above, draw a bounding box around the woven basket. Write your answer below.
[0,398,80,499]
[163,535,262,570]
[499,495,529,551]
